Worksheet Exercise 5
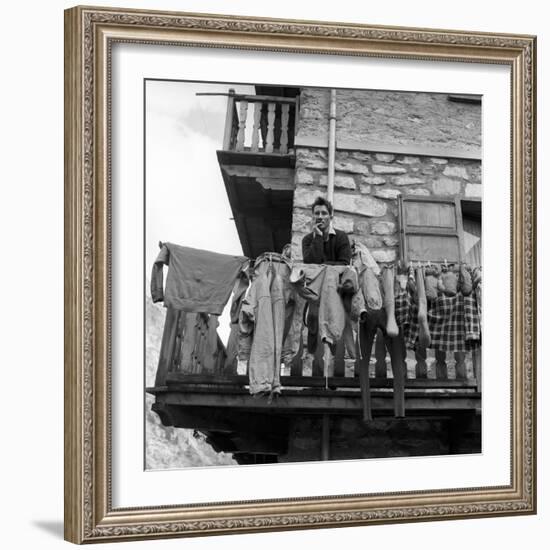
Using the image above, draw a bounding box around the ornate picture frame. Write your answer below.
[64,5,536,543]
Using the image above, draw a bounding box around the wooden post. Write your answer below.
[435,349,448,379]
[222,89,235,150]
[251,101,262,152]
[415,346,428,378]
[235,100,248,151]
[454,351,467,380]
[265,102,276,153]
[280,103,290,154]
[473,347,482,393]
[333,336,346,378]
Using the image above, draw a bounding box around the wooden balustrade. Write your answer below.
[159,310,481,392]
[223,92,297,154]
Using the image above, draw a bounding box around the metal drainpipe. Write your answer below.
[323,90,337,390]
[327,89,337,203]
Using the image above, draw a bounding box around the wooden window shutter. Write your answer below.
[398,195,465,264]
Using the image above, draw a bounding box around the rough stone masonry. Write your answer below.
[290,88,482,264]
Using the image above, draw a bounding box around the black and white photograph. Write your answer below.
[145,80,483,469]
[58,2,538,545]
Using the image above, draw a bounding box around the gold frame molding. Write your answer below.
[64,5,537,544]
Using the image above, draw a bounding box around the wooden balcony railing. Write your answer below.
[154,310,481,396]
[222,90,298,155]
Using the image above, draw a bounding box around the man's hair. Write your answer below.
[311,196,333,216]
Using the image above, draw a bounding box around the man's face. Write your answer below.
[313,205,332,232]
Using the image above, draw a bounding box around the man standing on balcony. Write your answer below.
[300,197,352,358]
[302,196,351,265]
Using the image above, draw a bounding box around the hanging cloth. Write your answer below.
[151,242,248,314]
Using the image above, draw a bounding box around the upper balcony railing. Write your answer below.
[222,90,298,155]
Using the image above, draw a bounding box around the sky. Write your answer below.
[145,80,255,343]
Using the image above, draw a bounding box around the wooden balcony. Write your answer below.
[216,90,299,258]
[147,310,481,464]
[221,90,298,157]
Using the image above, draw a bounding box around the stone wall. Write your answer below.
[297,88,481,155]
[290,148,481,263]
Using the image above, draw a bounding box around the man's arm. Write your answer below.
[302,232,324,264]
[317,234,351,265]
[333,231,352,265]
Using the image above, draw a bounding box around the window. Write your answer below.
[398,195,465,264]
[461,199,482,268]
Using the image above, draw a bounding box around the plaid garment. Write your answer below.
[394,288,481,352]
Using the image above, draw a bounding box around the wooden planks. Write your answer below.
[164,372,478,389]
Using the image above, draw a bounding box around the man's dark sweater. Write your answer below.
[302,229,352,265]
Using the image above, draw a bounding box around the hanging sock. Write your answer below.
[415,266,431,349]
[396,272,408,292]
[472,266,482,288]
[424,264,440,302]
[407,263,417,298]
[439,264,459,296]
[362,267,383,311]
[460,263,473,295]
[382,266,399,337]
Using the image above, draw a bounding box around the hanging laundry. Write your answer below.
[289,264,349,355]
[239,261,283,396]
[356,303,407,422]
[289,264,326,354]
[338,267,362,359]
[382,267,399,338]
[398,289,481,352]
[459,264,473,296]
[415,266,431,349]
[178,312,202,374]
[151,242,248,314]
[194,313,224,374]
[352,241,383,312]
[318,266,348,353]
[281,289,307,364]
[472,266,482,331]
[428,293,481,351]
[438,264,459,297]
[270,265,286,392]
[224,273,251,374]
[361,268,383,311]
[174,312,225,374]
[224,322,240,375]
[352,241,381,276]
[424,264,440,302]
